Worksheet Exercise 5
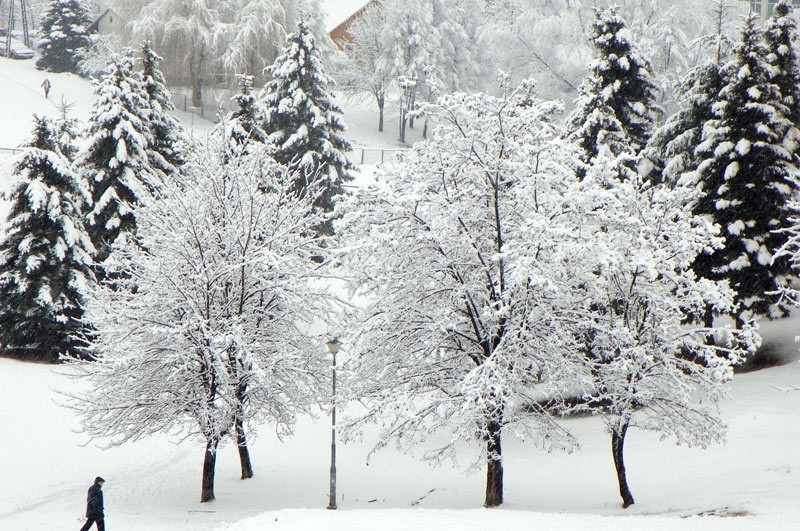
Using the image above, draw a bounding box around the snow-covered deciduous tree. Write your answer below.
[338,81,584,508]
[336,0,484,135]
[261,21,354,234]
[568,151,760,508]
[76,53,157,264]
[0,116,95,362]
[567,6,662,177]
[218,0,294,85]
[66,141,338,502]
[139,42,188,179]
[129,0,222,107]
[335,2,394,133]
[36,0,93,73]
[690,12,800,323]
[124,0,321,105]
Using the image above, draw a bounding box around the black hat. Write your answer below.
[95,476,105,483]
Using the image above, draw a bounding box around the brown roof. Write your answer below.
[329,0,381,47]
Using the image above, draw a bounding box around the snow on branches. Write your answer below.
[65,141,341,502]
[338,79,759,508]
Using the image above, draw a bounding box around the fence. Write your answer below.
[347,147,407,165]
[0,147,22,156]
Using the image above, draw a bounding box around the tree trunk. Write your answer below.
[484,421,504,508]
[399,107,407,144]
[235,416,254,479]
[377,95,385,133]
[192,76,203,108]
[201,436,220,503]
[611,422,634,508]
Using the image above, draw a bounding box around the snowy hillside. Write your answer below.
[0,347,797,530]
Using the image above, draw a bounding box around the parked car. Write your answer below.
[0,31,34,60]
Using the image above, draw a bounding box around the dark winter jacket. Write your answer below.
[86,484,104,519]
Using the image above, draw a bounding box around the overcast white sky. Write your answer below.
[320,0,369,30]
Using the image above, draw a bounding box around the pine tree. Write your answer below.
[226,74,268,150]
[260,21,354,233]
[0,116,95,362]
[77,53,156,263]
[644,1,736,185]
[764,1,800,152]
[140,42,187,179]
[567,7,661,176]
[36,0,93,74]
[692,13,800,322]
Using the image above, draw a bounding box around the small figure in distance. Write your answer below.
[41,78,51,99]
[79,476,106,531]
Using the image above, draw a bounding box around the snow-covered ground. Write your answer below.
[0,340,797,530]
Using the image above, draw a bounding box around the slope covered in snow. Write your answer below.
[0,342,797,530]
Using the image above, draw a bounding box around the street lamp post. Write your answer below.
[326,338,341,510]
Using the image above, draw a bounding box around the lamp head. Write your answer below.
[326,338,341,354]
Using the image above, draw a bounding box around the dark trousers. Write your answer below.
[79,517,105,531]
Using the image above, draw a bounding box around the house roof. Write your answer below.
[328,0,380,46]
[86,8,119,34]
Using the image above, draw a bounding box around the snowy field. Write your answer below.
[0,342,798,530]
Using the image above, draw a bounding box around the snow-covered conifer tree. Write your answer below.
[644,0,737,185]
[567,7,661,177]
[36,0,93,73]
[261,21,354,233]
[338,81,583,508]
[224,74,268,150]
[77,53,157,263]
[690,13,800,323]
[569,151,760,508]
[140,42,188,179]
[66,141,337,502]
[0,117,95,362]
[765,1,800,151]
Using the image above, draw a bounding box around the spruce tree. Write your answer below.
[567,7,661,177]
[77,53,156,263]
[765,1,800,150]
[0,116,95,362]
[36,0,93,74]
[644,1,736,185]
[226,74,268,150]
[260,21,354,233]
[140,42,187,179]
[692,13,800,322]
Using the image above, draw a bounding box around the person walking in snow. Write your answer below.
[41,78,51,99]
[79,476,105,531]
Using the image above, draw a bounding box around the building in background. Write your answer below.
[747,0,800,18]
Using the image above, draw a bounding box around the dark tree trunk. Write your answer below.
[484,421,504,508]
[377,95,385,133]
[235,416,254,479]
[703,304,714,328]
[201,436,220,503]
[399,107,407,144]
[611,422,634,508]
[192,76,203,108]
